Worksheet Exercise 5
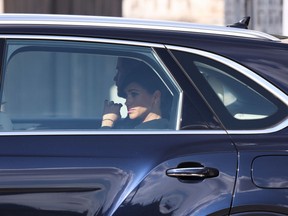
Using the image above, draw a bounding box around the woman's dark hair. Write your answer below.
[120,60,172,119]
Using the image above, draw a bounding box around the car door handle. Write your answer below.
[166,167,219,179]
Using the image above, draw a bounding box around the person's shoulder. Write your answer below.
[135,118,170,129]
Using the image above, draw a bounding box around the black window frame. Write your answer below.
[154,47,223,130]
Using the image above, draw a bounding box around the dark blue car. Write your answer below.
[0,14,287,215]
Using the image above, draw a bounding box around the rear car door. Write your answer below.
[169,45,288,215]
[0,37,236,216]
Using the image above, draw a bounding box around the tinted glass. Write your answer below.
[0,40,180,131]
[171,50,287,130]
[194,61,278,120]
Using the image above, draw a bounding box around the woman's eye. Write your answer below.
[131,92,139,97]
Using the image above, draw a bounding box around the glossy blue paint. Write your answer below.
[0,14,286,216]
[252,156,288,188]
[0,134,236,215]
[230,129,288,215]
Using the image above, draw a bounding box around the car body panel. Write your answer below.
[252,155,288,189]
[0,133,236,215]
[230,128,288,215]
[0,14,286,216]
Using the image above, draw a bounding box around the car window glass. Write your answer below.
[194,61,277,120]
[171,50,287,130]
[0,39,180,131]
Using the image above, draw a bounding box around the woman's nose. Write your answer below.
[125,99,129,106]
[125,97,131,106]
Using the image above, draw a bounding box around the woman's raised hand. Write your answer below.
[101,100,122,127]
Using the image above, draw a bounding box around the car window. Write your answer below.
[171,50,287,130]
[195,61,277,120]
[0,39,180,131]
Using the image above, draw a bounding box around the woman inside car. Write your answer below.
[101,59,170,129]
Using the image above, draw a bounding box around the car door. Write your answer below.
[0,37,236,216]
[168,45,288,215]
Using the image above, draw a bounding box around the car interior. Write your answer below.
[0,41,179,131]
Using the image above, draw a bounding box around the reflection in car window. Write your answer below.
[0,39,179,131]
[171,50,287,130]
[194,61,278,120]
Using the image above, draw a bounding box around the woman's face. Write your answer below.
[124,82,156,121]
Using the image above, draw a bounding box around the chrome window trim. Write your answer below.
[0,34,164,48]
[152,48,183,130]
[0,14,280,42]
[176,92,184,130]
[0,35,286,136]
[227,118,288,134]
[0,120,287,135]
[0,130,227,136]
[166,45,288,134]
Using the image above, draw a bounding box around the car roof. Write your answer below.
[0,13,280,42]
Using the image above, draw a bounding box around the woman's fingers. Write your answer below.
[102,100,123,127]
[105,100,122,108]
[103,100,122,115]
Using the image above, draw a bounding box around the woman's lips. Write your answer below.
[127,108,135,114]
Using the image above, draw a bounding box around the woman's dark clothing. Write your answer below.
[114,117,141,129]
[134,118,170,129]
[101,118,170,129]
